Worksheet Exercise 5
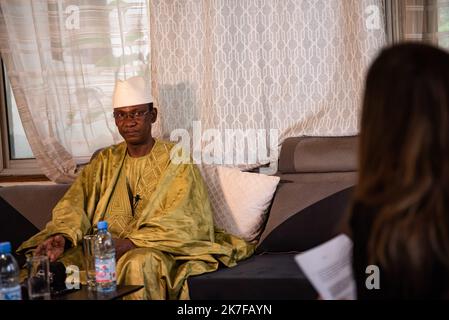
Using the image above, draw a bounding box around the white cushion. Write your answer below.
[199,165,280,242]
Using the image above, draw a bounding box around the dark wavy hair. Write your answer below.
[351,43,449,296]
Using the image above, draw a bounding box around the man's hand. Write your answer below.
[114,238,136,261]
[35,235,66,262]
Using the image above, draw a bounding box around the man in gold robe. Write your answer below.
[17,76,254,299]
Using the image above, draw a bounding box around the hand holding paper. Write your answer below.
[294,234,356,300]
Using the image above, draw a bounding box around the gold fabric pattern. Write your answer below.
[105,169,134,238]
[104,140,171,238]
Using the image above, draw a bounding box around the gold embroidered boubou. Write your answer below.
[104,140,172,238]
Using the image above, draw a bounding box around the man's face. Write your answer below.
[114,103,157,146]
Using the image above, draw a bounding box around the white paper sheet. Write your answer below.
[294,234,356,300]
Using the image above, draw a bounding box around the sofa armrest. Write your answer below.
[0,184,70,230]
[278,136,358,174]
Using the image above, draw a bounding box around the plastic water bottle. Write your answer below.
[0,242,22,300]
[94,221,117,292]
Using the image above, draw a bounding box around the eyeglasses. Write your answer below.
[113,110,150,121]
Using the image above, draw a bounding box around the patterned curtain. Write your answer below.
[0,0,149,182]
[150,0,386,168]
[0,1,387,181]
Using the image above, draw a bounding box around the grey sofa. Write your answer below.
[189,136,357,299]
[0,136,358,299]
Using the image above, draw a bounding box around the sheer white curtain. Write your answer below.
[0,0,149,182]
[150,0,386,168]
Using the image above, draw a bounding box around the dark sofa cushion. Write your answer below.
[256,187,354,254]
[0,196,39,266]
[188,253,317,300]
[257,172,356,246]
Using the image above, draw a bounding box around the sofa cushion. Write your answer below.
[257,172,356,246]
[0,184,70,230]
[256,187,354,254]
[188,253,317,299]
[199,165,280,242]
[278,136,358,173]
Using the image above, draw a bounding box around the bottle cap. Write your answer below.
[0,242,11,254]
[97,221,108,230]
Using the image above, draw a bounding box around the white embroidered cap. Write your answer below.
[112,76,152,109]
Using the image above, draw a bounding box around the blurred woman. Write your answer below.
[350,43,449,299]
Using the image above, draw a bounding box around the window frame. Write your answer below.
[0,61,43,176]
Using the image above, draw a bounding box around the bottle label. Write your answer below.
[0,285,22,300]
[95,256,116,283]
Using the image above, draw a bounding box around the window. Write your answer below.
[385,0,449,47]
[0,0,149,179]
[3,66,33,159]
[0,61,42,176]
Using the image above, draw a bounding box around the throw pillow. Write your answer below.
[199,165,280,242]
